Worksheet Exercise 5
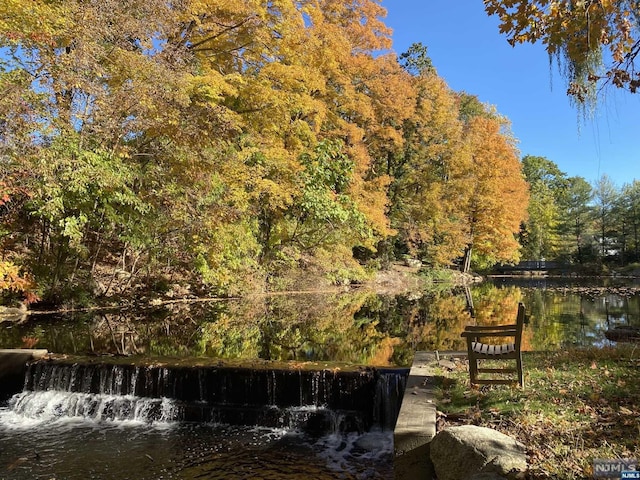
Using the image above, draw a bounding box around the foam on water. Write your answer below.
[314,430,394,477]
[2,390,179,427]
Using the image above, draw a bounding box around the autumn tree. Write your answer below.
[237,0,406,278]
[463,115,530,271]
[0,0,291,296]
[390,56,529,271]
[1,0,413,300]
[449,93,530,271]
[484,0,640,106]
[0,0,541,301]
[390,66,472,266]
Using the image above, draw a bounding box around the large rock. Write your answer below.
[430,425,527,480]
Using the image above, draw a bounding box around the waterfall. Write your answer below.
[7,360,408,433]
[9,390,178,424]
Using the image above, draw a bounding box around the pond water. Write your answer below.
[0,413,394,480]
[2,277,638,364]
[1,276,639,479]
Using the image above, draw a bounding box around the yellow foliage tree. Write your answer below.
[391,72,473,266]
[463,116,530,270]
[0,0,533,299]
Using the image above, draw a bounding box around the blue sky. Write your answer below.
[382,1,640,188]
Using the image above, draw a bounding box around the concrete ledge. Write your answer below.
[0,348,49,357]
[0,349,49,401]
[394,351,467,480]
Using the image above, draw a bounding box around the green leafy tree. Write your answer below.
[523,182,560,260]
[593,174,619,259]
[399,42,436,76]
[457,92,496,123]
[607,179,640,265]
[619,180,640,262]
[558,176,594,264]
[262,140,376,281]
[520,155,569,260]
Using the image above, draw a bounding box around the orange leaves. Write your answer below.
[484,0,640,102]
[465,116,529,265]
[0,261,37,301]
[1,0,535,293]
[21,336,39,348]
[0,181,14,207]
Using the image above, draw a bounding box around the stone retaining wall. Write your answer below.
[0,349,48,401]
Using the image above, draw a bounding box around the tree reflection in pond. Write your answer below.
[2,280,639,366]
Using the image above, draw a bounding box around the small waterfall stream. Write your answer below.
[9,360,406,432]
[0,358,407,479]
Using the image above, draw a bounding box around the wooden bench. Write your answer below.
[461,302,526,387]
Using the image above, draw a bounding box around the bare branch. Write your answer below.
[188,16,256,50]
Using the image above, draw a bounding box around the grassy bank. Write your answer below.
[434,346,640,479]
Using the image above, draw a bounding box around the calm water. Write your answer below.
[1,277,639,479]
[3,278,639,364]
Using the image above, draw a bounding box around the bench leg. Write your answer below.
[516,353,524,388]
[467,339,478,384]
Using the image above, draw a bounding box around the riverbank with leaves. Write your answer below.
[435,347,640,479]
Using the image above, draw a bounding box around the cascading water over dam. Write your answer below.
[1,356,407,479]
[8,358,407,433]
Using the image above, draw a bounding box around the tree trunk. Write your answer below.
[462,245,472,273]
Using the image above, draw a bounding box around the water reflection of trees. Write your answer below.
[0,291,483,366]
[353,285,522,363]
[0,305,210,357]
[502,283,640,349]
[198,292,402,365]
[2,283,639,366]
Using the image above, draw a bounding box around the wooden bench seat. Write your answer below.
[461,302,526,387]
